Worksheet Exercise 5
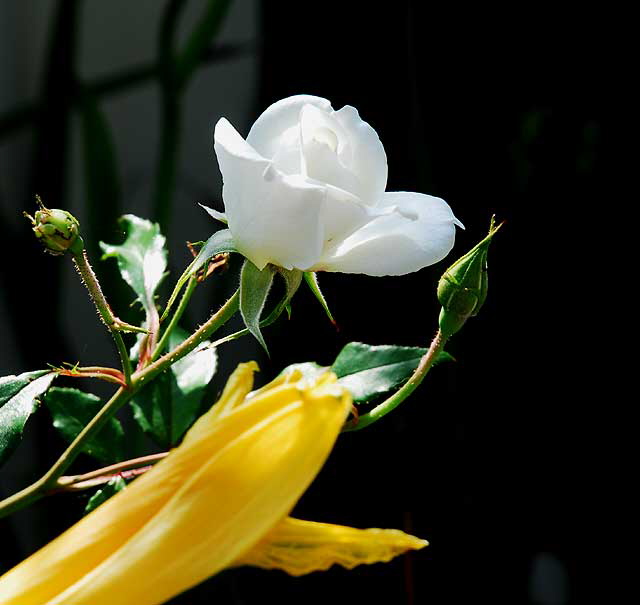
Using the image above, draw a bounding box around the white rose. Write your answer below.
[213,95,463,276]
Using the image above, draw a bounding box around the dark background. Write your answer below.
[0,1,617,604]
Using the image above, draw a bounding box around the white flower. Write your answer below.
[213,95,463,276]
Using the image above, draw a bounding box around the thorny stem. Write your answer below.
[135,290,239,386]
[0,289,240,520]
[72,248,149,385]
[152,276,197,362]
[342,330,448,432]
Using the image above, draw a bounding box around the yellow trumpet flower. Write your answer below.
[0,363,426,605]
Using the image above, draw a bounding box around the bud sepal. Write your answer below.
[24,196,83,256]
[437,217,502,337]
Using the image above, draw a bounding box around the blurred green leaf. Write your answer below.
[100,215,167,318]
[80,93,121,253]
[44,387,125,463]
[175,0,233,87]
[332,342,453,404]
[0,371,55,467]
[240,260,274,353]
[130,327,217,448]
[84,476,126,515]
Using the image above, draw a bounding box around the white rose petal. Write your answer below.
[214,118,325,270]
[332,104,388,204]
[313,192,464,276]
[213,95,462,276]
[247,95,331,165]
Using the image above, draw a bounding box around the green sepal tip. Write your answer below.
[437,216,503,337]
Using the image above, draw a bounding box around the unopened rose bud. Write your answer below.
[437,217,502,337]
[24,196,83,255]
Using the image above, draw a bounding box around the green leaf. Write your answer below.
[100,215,167,318]
[332,342,453,404]
[277,362,326,381]
[44,388,125,463]
[161,228,237,322]
[0,371,55,466]
[304,272,336,325]
[240,259,275,353]
[130,327,217,448]
[84,476,126,515]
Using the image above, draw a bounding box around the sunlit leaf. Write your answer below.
[332,342,453,404]
[0,371,55,467]
[100,215,167,317]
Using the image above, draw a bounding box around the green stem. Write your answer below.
[152,277,197,362]
[72,248,137,385]
[343,330,448,432]
[136,290,239,385]
[41,387,132,484]
[0,289,240,520]
[0,385,132,518]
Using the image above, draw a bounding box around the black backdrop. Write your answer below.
[235,3,614,605]
[0,1,618,604]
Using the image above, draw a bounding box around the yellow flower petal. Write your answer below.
[236,516,428,576]
[0,363,351,605]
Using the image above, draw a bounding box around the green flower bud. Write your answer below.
[437,217,502,337]
[24,196,83,256]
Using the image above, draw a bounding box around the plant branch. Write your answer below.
[342,330,448,432]
[136,290,239,385]
[0,289,240,519]
[152,277,197,362]
[55,452,168,491]
[72,248,147,385]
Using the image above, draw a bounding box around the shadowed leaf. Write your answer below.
[130,327,217,448]
[84,476,127,515]
[44,388,125,463]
